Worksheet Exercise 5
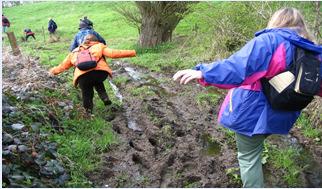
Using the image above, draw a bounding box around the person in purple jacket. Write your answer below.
[173,8,322,187]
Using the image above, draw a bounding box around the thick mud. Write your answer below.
[86,61,238,187]
[87,61,322,188]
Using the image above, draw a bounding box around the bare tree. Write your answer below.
[116,1,194,48]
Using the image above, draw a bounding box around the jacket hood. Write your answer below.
[255,28,322,54]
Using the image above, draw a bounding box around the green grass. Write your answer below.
[130,85,155,97]
[269,146,302,187]
[112,75,130,87]
[49,117,117,187]
[296,114,322,140]
[196,92,220,107]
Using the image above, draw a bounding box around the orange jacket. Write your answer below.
[50,41,136,86]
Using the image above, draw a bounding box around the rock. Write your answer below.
[11,123,25,130]
[56,173,69,186]
[18,145,29,153]
[31,122,41,132]
[2,150,11,156]
[57,102,66,107]
[2,106,17,114]
[3,133,14,144]
[32,151,38,158]
[9,175,25,181]
[7,145,17,152]
[13,138,22,145]
[2,164,11,175]
[21,132,29,136]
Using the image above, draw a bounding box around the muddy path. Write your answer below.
[87,61,322,188]
[87,61,239,187]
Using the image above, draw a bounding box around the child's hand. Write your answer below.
[48,71,55,77]
[173,69,203,85]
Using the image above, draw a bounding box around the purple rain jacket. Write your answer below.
[195,28,322,136]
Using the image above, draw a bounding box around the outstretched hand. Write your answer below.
[172,69,203,85]
[48,71,55,77]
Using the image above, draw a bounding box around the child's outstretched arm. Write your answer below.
[103,47,136,58]
[49,53,73,75]
[173,69,203,85]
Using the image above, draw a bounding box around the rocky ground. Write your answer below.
[2,47,71,187]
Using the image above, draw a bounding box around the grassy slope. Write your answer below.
[3,1,321,187]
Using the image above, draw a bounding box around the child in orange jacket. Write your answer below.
[50,34,136,114]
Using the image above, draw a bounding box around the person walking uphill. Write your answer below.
[49,34,136,116]
[173,8,322,188]
[2,14,10,33]
[48,18,58,42]
[69,17,106,51]
[48,18,57,34]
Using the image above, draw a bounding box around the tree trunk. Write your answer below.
[136,2,191,48]
[139,11,164,48]
[313,1,321,43]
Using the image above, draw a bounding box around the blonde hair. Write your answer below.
[267,8,315,42]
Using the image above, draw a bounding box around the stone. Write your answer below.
[11,123,25,130]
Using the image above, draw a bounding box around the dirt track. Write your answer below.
[86,61,239,187]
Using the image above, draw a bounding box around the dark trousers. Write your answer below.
[77,70,111,113]
[26,34,36,41]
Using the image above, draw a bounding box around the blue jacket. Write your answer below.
[195,28,322,136]
[69,28,106,51]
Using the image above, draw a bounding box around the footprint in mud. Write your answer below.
[132,153,150,168]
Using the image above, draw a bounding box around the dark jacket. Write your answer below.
[2,15,10,27]
[48,19,57,33]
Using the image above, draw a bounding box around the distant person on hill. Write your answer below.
[2,14,10,33]
[173,8,322,188]
[69,17,106,51]
[50,34,136,116]
[48,18,58,42]
[48,18,58,34]
[24,28,36,41]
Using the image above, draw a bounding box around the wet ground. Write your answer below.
[86,61,238,187]
[86,61,322,188]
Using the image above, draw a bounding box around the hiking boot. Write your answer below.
[107,103,121,112]
[104,99,112,106]
[105,113,116,121]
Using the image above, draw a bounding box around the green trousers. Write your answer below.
[236,133,266,188]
